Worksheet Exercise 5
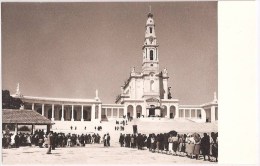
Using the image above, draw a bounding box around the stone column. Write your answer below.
[175,104,179,118]
[41,104,44,116]
[133,78,136,99]
[61,105,64,121]
[189,109,191,118]
[141,105,144,118]
[163,79,168,99]
[211,106,216,122]
[167,105,170,118]
[71,105,74,121]
[47,124,51,133]
[105,108,107,117]
[51,104,55,121]
[117,108,119,118]
[32,103,35,110]
[81,105,84,121]
[133,105,136,118]
[111,108,114,118]
[98,104,102,121]
[14,124,18,135]
[32,124,35,135]
[195,109,197,118]
[91,104,95,122]
[124,105,127,117]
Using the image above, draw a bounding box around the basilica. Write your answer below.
[12,12,218,127]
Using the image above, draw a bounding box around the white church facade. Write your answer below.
[12,12,218,126]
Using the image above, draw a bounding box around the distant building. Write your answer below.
[12,12,218,125]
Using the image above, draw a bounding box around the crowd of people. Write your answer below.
[2,126,218,162]
[103,133,111,147]
[2,129,103,149]
[115,119,128,131]
[119,132,218,162]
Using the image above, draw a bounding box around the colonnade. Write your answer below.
[125,104,178,119]
[102,107,124,119]
[178,108,202,119]
[29,103,102,122]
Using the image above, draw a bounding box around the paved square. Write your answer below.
[2,144,215,165]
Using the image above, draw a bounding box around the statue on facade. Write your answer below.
[95,89,100,101]
[96,89,98,98]
[15,83,22,97]
[131,67,135,73]
[163,67,168,75]
[213,91,218,103]
[16,83,20,95]
[168,87,172,99]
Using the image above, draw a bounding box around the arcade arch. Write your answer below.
[170,105,176,119]
[161,105,167,118]
[127,105,134,118]
[136,105,142,118]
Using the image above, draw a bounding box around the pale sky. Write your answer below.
[2,2,217,105]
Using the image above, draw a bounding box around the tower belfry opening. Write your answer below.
[142,10,159,74]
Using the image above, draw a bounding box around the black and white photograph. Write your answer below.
[1,1,258,165]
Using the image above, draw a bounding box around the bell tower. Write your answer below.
[142,11,159,74]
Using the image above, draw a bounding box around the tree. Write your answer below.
[2,90,23,109]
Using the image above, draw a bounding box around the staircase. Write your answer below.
[48,118,217,144]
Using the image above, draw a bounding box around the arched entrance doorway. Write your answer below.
[136,105,142,118]
[149,105,155,117]
[170,106,176,119]
[161,105,167,118]
[127,105,133,118]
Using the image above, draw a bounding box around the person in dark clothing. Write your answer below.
[107,133,110,147]
[38,132,44,148]
[201,133,210,161]
[119,133,124,147]
[103,134,107,147]
[143,134,146,149]
[133,134,137,148]
[126,134,131,147]
[2,135,7,148]
[147,134,151,150]
[14,134,20,148]
[136,134,142,150]
[159,133,164,153]
[211,132,218,162]
[52,132,56,150]
[164,133,169,153]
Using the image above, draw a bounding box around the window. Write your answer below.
[150,50,153,60]
[150,27,152,33]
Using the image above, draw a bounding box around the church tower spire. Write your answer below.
[142,11,159,74]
